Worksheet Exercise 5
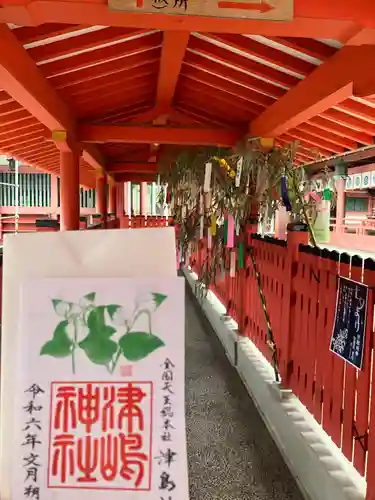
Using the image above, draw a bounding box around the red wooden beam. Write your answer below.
[156,31,190,113]
[78,124,241,147]
[0,24,73,131]
[250,45,375,138]
[113,173,156,183]
[0,24,105,172]
[107,162,157,174]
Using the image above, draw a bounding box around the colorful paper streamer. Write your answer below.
[204,162,212,193]
[207,228,212,248]
[226,215,234,248]
[238,243,244,269]
[211,215,217,236]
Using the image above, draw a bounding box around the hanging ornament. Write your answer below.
[211,215,217,236]
[204,162,212,193]
[235,157,243,187]
[226,215,234,248]
[223,218,228,245]
[235,215,240,236]
[323,188,331,201]
[281,176,292,212]
[207,228,212,248]
[238,243,244,269]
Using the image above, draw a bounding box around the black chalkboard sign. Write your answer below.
[330,277,368,370]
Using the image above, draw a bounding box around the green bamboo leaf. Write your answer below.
[84,292,96,302]
[152,293,167,308]
[40,320,73,358]
[119,331,165,361]
[79,335,117,365]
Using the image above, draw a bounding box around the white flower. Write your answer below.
[53,300,71,317]
[69,303,81,317]
[111,303,135,328]
[135,293,156,314]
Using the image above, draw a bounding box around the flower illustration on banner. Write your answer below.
[332,327,348,355]
[39,291,168,374]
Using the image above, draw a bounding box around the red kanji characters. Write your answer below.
[102,386,116,433]
[117,384,146,433]
[51,434,75,483]
[119,433,148,487]
[54,386,77,433]
[49,382,152,489]
[77,384,100,433]
[77,435,99,482]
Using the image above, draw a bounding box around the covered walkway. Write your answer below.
[185,283,302,500]
[2,2,375,500]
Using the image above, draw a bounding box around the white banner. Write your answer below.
[12,277,188,500]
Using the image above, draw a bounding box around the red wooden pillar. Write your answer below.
[60,150,80,231]
[96,174,107,224]
[108,180,117,215]
[116,182,124,218]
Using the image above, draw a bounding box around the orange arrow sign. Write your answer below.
[217,0,274,12]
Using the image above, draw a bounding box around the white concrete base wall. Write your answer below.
[183,268,366,500]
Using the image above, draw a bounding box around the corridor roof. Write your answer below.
[0,1,375,186]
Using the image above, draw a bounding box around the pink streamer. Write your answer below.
[226,214,234,248]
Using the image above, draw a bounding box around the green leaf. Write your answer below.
[84,292,96,302]
[79,335,117,365]
[106,304,122,320]
[40,320,73,358]
[87,307,116,338]
[152,293,167,308]
[119,331,165,361]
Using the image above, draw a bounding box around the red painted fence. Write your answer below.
[189,232,375,499]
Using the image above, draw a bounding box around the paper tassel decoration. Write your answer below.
[182,205,187,218]
[235,157,243,187]
[224,218,228,245]
[226,215,234,248]
[230,250,236,277]
[204,162,212,193]
[211,215,217,236]
[200,216,204,239]
[281,176,292,212]
[238,243,244,269]
[207,228,212,248]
